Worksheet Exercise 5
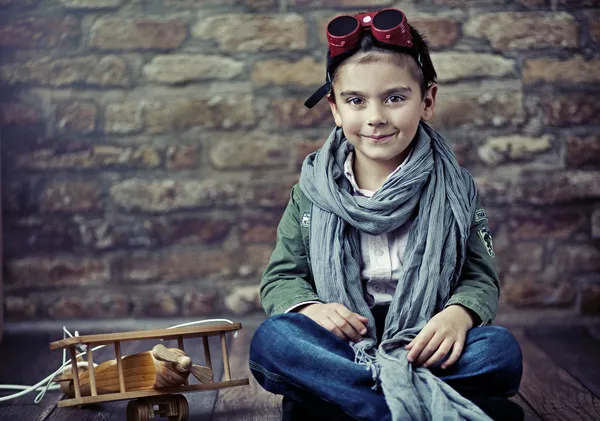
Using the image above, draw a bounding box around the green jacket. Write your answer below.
[260,184,500,326]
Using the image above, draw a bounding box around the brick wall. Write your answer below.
[1,0,599,321]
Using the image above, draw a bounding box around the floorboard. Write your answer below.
[511,393,542,421]
[525,325,600,399]
[512,328,600,421]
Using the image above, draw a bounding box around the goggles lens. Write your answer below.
[328,15,359,37]
[372,9,404,31]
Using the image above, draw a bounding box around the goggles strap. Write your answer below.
[304,81,331,109]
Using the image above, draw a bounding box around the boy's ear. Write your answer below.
[327,93,343,127]
[421,83,437,122]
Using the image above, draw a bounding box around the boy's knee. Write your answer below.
[250,313,304,361]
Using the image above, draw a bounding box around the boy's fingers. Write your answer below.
[415,333,444,366]
[423,339,452,368]
[407,330,434,362]
[338,310,367,335]
[441,341,464,369]
[320,317,347,341]
[329,313,362,342]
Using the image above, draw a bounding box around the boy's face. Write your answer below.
[327,56,437,171]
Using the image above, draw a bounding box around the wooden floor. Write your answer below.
[0,318,599,421]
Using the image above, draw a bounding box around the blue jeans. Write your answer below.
[249,312,523,421]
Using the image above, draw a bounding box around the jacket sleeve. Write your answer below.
[444,196,500,326]
[259,184,322,316]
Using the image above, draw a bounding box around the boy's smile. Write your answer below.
[327,55,436,189]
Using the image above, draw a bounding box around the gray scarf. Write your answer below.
[298,122,492,421]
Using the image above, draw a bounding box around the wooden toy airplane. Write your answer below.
[49,323,249,421]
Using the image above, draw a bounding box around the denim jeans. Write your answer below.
[249,312,523,421]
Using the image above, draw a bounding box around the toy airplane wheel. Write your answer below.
[126,395,189,421]
[127,399,151,421]
[168,395,189,421]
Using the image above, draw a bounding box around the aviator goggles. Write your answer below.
[304,8,420,109]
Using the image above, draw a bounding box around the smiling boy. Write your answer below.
[249,8,523,421]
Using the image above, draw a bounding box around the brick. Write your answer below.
[433,90,524,129]
[111,178,295,212]
[567,135,600,167]
[411,19,460,50]
[581,284,600,315]
[59,0,122,8]
[477,135,552,165]
[110,179,238,212]
[77,217,230,250]
[13,141,161,170]
[166,145,198,170]
[55,101,98,133]
[164,217,231,245]
[291,0,391,5]
[105,97,255,134]
[0,16,80,49]
[39,181,103,212]
[4,217,79,256]
[0,0,39,7]
[593,209,600,239]
[433,53,516,83]
[253,57,322,87]
[90,18,186,51]
[496,242,544,273]
[162,0,234,4]
[509,208,586,241]
[515,171,600,204]
[224,285,261,315]
[524,56,600,84]
[76,217,160,249]
[0,56,129,87]
[0,102,41,126]
[297,140,325,167]
[193,14,307,52]
[47,296,85,319]
[474,176,511,205]
[115,249,234,283]
[143,55,243,84]
[501,275,575,308]
[4,296,36,320]
[245,178,298,208]
[104,100,144,133]
[210,133,290,170]
[83,291,130,318]
[6,257,109,288]
[554,244,600,273]
[540,93,600,126]
[143,96,256,133]
[242,244,274,276]
[135,291,179,317]
[590,12,600,43]
[464,12,578,50]
[273,98,333,128]
[181,290,217,317]
[240,215,281,243]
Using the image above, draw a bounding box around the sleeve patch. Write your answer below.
[301,212,311,227]
[475,208,488,222]
[477,226,495,258]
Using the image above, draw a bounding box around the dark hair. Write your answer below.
[327,25,437,99]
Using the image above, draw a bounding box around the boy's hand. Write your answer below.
[405,305,474,369]
[296,303,368,342]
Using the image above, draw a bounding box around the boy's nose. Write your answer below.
[366,106,387,127]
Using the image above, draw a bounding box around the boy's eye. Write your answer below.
[347,97,364,105]
[386,95,404,103]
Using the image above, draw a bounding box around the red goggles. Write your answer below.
[326,9,414,58]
